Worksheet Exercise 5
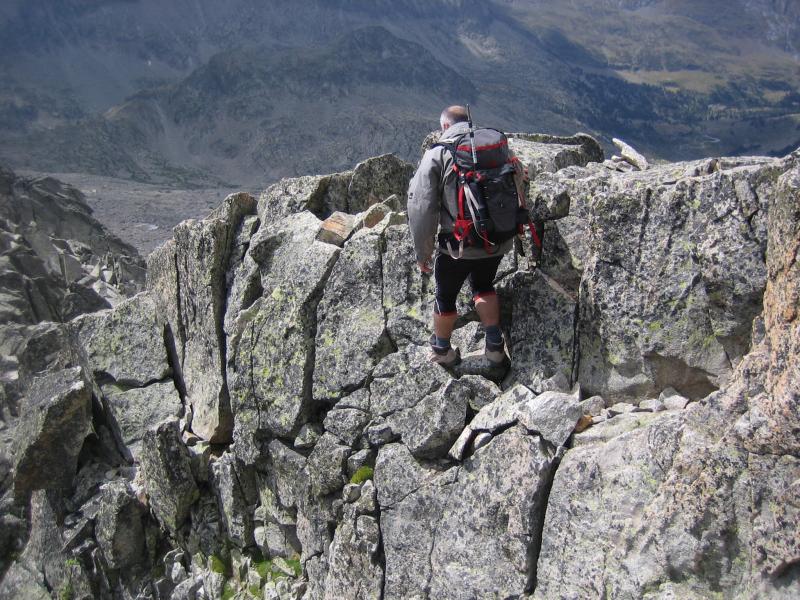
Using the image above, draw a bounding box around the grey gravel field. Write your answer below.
[20,170,243,256]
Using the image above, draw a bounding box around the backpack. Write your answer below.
[434,128,542,257]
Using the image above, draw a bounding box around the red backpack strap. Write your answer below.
[527,220,542,250]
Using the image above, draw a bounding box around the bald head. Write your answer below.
[440,105,469,131]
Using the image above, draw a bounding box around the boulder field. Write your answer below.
[0,135,797,599]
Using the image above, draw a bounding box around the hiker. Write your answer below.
[407,105,529,366]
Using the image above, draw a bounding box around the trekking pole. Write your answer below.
[466,104,478,167]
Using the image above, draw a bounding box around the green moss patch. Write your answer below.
[350,465,374,484]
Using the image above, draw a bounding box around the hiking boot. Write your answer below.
[428,335,461,367]
[484,337,506,365]
[428,346,461,366]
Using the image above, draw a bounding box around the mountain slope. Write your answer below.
[2,27,479,185]
[1,0,799,185]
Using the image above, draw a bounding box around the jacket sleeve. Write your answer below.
[407,149,443,263]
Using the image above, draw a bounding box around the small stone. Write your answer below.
[364,420,395,446]
[613,138,649,170]
[139,418,199,533]
[316,212,357,246]
[272,556,296,578]
[346,449,373,476]
[607,402,637,417]
[459,375,502,412]
[658,387,680,401]
[342,483,361,503]
[276,579,293,597]
[638,398,665,412]
[183,432,202,447]
[13,366,92,504]
[247,567,262,589]
[306,432,350,496]
[292,580,307,597]
[591,415,606,424]
[294,423,323,449]
[360,202,392,229]
[324,407,370,447]
[383,194,403,211]
[62,518,94,553]
[516,390,583,448]
[264,581,280,600]
[187,441,212,483]
[354,480,378,515]
[170,562,188,584]
[333,498,344,520]
[539,372,570,393]
[472,432,492,451]
[94,480,146,570]
[574,414,593,433]
[448,426,475,461]
[579,396,605,417]
[663,395,690,410]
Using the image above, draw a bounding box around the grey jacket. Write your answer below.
[407,122,514,261]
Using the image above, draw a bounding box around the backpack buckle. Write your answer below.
[452,218,473,242]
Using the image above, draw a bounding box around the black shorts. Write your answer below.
[433,253,504,315]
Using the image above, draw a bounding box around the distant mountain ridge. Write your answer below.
[0,0,798,185]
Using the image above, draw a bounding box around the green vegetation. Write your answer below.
[285,557,302,578]
[59,558,81,600]
[350,465,374,484]
[209,554,229,575]
[221,580,236,600]
[59,582,74,600]
[252,555,303,582]
[253,559,272,581]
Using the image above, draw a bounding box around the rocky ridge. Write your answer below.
[0,165,146,505]
[0,134,797,599]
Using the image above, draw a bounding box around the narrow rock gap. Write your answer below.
[377,229,401,361]
[163,323,187,402]
[84,389,129,467]
[94,374,179,394]
[301,249,342,417]
[525,444,564,595]
[570,288,581,388]
[247,319,264,430]
[373,499,387,600]
[22,278,44,323]
[172,250,188,382]
[214,226,239,438]
[375,230,398,362]
[634,187,653,277]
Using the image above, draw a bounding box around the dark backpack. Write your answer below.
[435,128,541,255]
